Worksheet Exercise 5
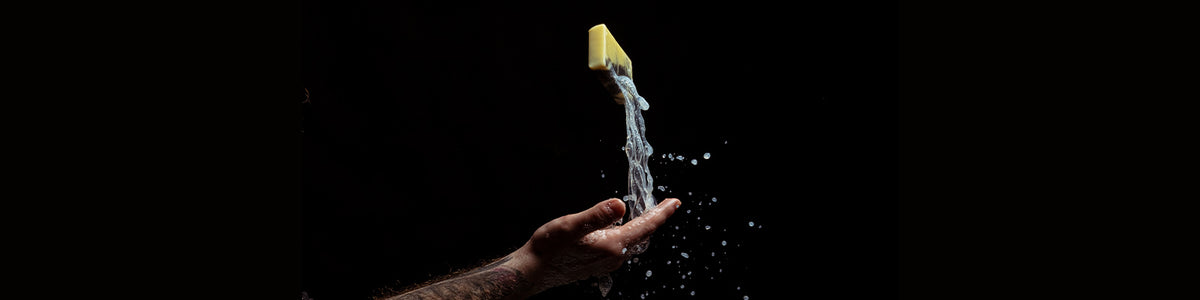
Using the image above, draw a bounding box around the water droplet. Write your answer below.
[703,152,711,159]
[721,240,727,246]
[646,270,652,277]
[680,252,689,258]
[705,225,711,230]
[622,248,628,254]
[711,197,717,203]
[690,291,695,296]
[690,159,697,165]
[749,221,755,227]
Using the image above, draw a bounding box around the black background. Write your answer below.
[301,0,895,299]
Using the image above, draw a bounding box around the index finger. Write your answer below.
[616,198,681,242]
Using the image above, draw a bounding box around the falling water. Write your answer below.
[598,70,655,298]
[614,71,656,230]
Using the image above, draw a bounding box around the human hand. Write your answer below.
[501,198,682,296]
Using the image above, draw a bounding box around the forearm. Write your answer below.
[383,252,539,300]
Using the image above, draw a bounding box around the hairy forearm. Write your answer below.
[383,256,534,300]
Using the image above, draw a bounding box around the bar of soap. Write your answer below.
[588,24,634,104]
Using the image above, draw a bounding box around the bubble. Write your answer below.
[721,240,727,246]
[690,291,695,296]
[711,197,717,203]
[703,152,711,159]
[711,252,715,257]
[705,225,711,230]
[622,248,628,254]
[744,296,749,300]
[690,159,697,165]
[658,186,667,191]
[680,252,689,258]
[646,270,652,277]
[676,155,684,161]
[749,221,755,227]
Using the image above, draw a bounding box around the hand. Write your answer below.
[503,198,682,296]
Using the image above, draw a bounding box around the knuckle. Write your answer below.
[549,218,572,234]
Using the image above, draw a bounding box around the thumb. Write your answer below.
[561,198,626,238]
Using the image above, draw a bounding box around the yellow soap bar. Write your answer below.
[588,24,633,104]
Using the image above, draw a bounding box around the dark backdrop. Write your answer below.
[301,0,896,299]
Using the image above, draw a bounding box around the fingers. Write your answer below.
[617,198,681,242]
[559,198,626,239]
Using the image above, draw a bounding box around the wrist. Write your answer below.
[501,245,547,298]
